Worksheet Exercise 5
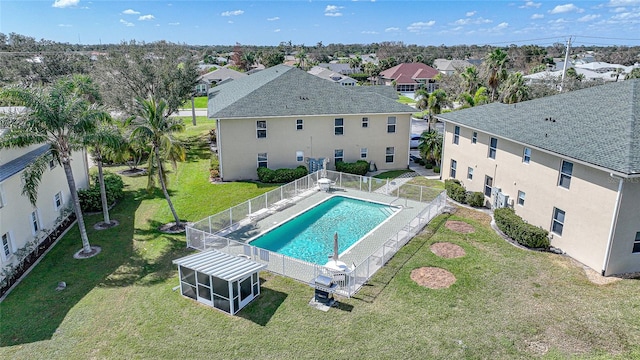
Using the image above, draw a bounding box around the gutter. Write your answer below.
[216,119,223,180]
[602,173,624,276]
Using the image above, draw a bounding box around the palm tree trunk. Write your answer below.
[96,152,111,225]
[155,146,181,226]
[63,160,92,253]
[190,96,196,126]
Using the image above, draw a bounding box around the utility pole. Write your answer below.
[560,36,572,92]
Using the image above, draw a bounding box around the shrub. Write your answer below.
[424,162,433,169]
[433,166,440,173]
[335,160,369,176]
[78,172,125,213]
[494,208,550,249]
[257,166,308,183]
[466,191,485,207]
[444,179,466,203]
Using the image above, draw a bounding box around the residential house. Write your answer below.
[0,127,90,277]
[308,66,357,86]
[437,80,640,276]
[207,64,415,181]
[195,67,247,96]
[432,59,473,76]
[378,63,439,93]
[317,63,360,75]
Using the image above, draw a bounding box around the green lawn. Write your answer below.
[180,96,207,109]
[397,95,415,105]
[374,170,414,179]
[2,128,640,358]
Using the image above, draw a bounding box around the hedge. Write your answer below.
[466,191,485,207]
[444,179,466,203]
[494,208,550,249]
[257,166,308,183]
[78,172,125,213]
[335,160,369,176]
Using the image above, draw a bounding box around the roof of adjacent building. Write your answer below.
[208,64,415,118]
[172,250,267,282]
[307,66,356,84]
[0,144,50,183]
[379,63,439,84]
[437,79,640,175]
[432,59,473,73]
[197,67,247,84]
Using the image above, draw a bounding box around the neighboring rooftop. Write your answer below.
[197,67,246,85]
[437,80,640,175]
[208,65,414,119]
[379,63,439,84]
[432,59,473,74]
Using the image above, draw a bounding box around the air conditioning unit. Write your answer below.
[491,187,502,198]
[497,193,510,208]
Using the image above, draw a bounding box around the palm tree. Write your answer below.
[417,130,443,166]
[295,48,309,71]
[500,72,530,104]
[415,88,429,113]
[0,81,106,256]
[458,86,489,109]
[459,66,481,94]
[363,62,379,85]
[626,68,640,80]
[611,68,625,82]
[484,48,509,101]
[349,55,362,73]
[129,96,186,229]
[428,89,448,119]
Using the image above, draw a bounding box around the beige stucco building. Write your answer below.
[208,65,415,181]
[438,80,640,276]
[0,139,89,273]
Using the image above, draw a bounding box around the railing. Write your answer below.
[186,170,447,297]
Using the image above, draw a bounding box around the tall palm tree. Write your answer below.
[129,96,186,228]
[349,55,362,73]
[484,48,509,101]
[417,130,443,166]
[626,68,640,80]
[0,81,105,256]
[295,48,309,71]
[459,66,481,94]
[363,62,379,85]
[458,86,489,109]
[500,72,530,104]
[415,88,429,113]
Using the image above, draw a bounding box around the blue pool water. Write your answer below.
[249,196,394,265]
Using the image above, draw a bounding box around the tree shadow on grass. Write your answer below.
[236,280,288,326]
[181,135,211,162]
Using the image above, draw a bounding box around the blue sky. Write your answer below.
[1,0,640,46]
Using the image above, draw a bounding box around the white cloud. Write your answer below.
[611,11,640,20]
[385,27,400,32]
[611,7,627,12]
[221,10,244,16]
[361,30,379,34]
[466,11,476,16]
[407,21,435,33]
[549,4,584,14]
[138,14,155,21]
[267,17,280,21]
[519,1,541,8]
[549,18,569,23]
[228,20,234,24]
[274,29,281,32]
[119,19,134,27]
[325,5,343,16]
[494,22,509,30]
[52,0,79,8]
[122,9,139,15]
[607,0,640,6]
[453,17,492,26]
[58,24,72,27]
[168,22,180,26]
[531,13,544,19]
[577,14,600,21]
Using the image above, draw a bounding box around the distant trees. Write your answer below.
[484,48,510,101]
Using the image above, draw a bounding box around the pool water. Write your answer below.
[249,196,395,265]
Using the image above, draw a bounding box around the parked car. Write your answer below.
[410,134,421,149]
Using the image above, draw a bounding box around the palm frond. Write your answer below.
[21,152,52,206]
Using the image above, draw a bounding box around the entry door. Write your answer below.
[238,276,253,309]
[196,271,213,306]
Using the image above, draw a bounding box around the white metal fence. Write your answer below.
[186,170,447,297]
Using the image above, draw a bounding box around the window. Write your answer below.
[360,148,368,159]
[467,167,473,180]
[334,149,344,163]
[517,191,525,206]
[30,210,40,234]
[296,151,304,162]
[296,119,303,131]
[471,132,477,144]
[362,117,369,128]
[257,153,268,168]
[523,147,531,164]
[54,191,63,210]
[49,158,56,170]
[488,137,498,159]
[484,175,493,197]
[453,126,460,144]
[387,116,396,133]
[334,118,344,135]
[256,121,267,138]
[633,232,640,253]
[552,207,565,236]
[558,160,573,189]
[385,147,395,163]
[450,159,457,178]
[1,233,12,260]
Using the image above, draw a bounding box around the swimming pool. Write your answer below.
[249,196,396,265]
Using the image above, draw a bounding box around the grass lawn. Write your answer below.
[397,95,415,105]
[180,96,207,109]
[374,170,414,179]
[2,126,640,358]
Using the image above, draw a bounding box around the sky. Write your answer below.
[1,0,640,47]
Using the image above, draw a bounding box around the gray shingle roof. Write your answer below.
[208,65,415,119]
[0,144,50,182]
[437,79,640,175]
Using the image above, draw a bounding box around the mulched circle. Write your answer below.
[445,220,475,234]
[118,168,147,177]
[158,222,188,234]
[430,242,466,259]
[410,267,456,289]
[73,246,102,259]
[93,220,120,230]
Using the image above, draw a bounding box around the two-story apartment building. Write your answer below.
[207,65,415,181]
[438,80,640,276]
[0,133,89,274]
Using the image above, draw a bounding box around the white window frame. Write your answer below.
[450,159,457,178]
[633,232,640,253]
[552,207,565,236]
[360,148,368,159]
[471,131,477,144]
[30,209,40,235]
[54,191,63,210]
[523,147,531,164]
[517,191,525,206]
[558,160,573,189]
[484,175,493,197]
[467,167,473,180]
[488,137,498,159]
[385,147,395,163]
[296,119,303,131]
[296,151,304,162]
[334,118,344,135]
[49,158,56,170]
[361,117,368,128]
[257,153,268,168]
[1,232,13,261]
[453,126,460,144]
[256,120,267,139]
[387,116,396,133]
[334,149,344,163]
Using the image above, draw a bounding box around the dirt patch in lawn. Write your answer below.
[453,206,491,226]
[445,220,475,234]
[430,242,465,259]
[410,267,456,289]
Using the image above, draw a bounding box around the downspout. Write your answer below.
[439,119,446,181]
[602,174,624,276]
[216,119,223,180]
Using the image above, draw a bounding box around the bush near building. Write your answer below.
[494,208,550,249]
[78,173,125,213]
[335,160,369,176]
[257,166,308,183]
